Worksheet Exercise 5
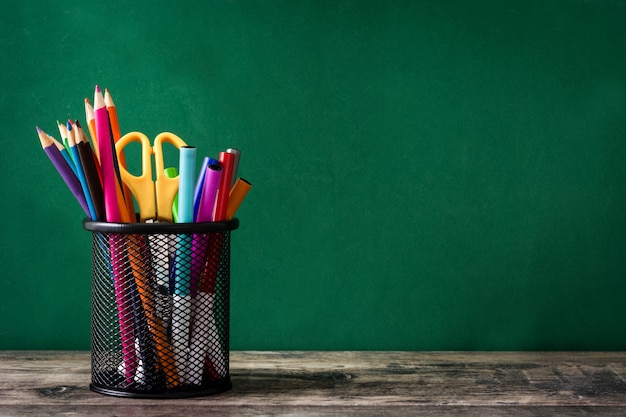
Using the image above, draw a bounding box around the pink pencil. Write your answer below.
[93,85,121,223]
[94,86,136,382]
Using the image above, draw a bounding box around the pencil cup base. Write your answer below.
[85,219,237,398]
[89,378,232,399]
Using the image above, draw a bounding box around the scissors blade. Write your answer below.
[154,132,188,222]
[115,132,157,222]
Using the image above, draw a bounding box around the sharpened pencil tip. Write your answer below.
[36,126,42,134]
[95,85,101,93]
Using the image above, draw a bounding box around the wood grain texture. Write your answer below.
[0,351,625,416]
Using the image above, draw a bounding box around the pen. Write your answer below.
[191,152,235,383]
[226,178,252,220]
[193,157,219,221]
[190,163,222,298]
[196,164,222,223]
[172,146,196,383]
[225,148,240,188]
[213,152,235,222]
[177,146,196,224]
[188,163,223,384]
[165,167,179,222]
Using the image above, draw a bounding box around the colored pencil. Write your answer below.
[75,121,105,221]
[104,88,135,221]
[37,127,90,216]
[94,85,137,382]
[67,121,97,220]
[55,120,78,177]
[84,98,99,160]
[75,120,103,186]
[94,86,121,223]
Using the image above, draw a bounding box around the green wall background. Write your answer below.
[1,0,625,351]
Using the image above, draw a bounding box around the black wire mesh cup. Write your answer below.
[83,218,239,398]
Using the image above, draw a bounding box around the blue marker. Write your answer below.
[172,146,196,383]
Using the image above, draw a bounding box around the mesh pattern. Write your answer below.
[90,229,231,398]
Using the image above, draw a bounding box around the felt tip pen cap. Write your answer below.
[165,167,179,222]
[225,148,241,187]
[226,177,252,220]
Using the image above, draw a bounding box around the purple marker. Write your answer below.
[196,164,223,222]
[193,157,219,221]
[190,164,222,298]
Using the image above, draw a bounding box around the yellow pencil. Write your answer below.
[84,97,99,160]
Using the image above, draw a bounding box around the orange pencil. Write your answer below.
[127,234,180,387]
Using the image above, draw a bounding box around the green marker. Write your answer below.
[165,167,179,222]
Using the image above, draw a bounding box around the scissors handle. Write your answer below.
[154,132,188,222]
[115,132,156,222]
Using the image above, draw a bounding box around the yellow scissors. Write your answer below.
[115,131,188,222]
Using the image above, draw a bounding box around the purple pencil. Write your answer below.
[37,127,90,217]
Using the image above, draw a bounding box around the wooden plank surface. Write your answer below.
[0,351,625,416]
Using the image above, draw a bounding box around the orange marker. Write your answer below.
[226,178,252,220]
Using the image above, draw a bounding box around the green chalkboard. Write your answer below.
[1,0,626,351]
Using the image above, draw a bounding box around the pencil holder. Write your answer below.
[83,218,239,398]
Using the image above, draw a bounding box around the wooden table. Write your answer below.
[1,351,625,416]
